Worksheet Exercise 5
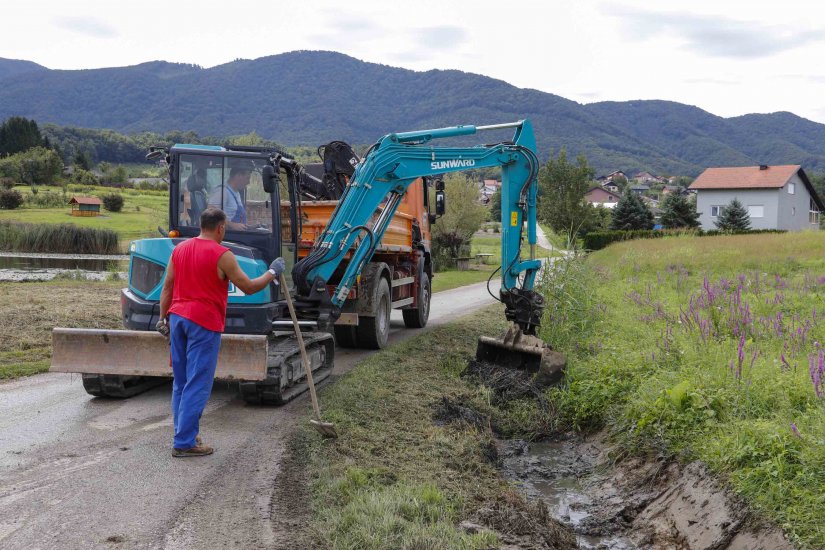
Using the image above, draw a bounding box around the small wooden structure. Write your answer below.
[69,196,102,217]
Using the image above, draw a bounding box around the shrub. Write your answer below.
[0,178,15,190]
[25,189,66,208]
[0,189,24,209]
[71,169,99,186]
[102,193,124,212]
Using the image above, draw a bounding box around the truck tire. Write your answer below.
[357,277,391,349]
[402,272,431,329]
[333,324,359,348]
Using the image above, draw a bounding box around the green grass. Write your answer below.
[296,306,573,549]
[432,265,496,293]
[539,232,825,548]
[0,220,120,254]
[0,280,123,380]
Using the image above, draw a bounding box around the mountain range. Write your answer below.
[1,51,824,176]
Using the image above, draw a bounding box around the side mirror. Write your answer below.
[435,190,445,217]
[262,164,279,193]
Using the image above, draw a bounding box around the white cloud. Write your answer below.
[52,16,118,39]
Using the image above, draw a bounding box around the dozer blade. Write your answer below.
[50,328,269,381]
[476,323,566,387]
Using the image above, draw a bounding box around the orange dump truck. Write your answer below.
[282,175,437,349]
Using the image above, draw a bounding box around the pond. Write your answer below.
[0,252,129,282]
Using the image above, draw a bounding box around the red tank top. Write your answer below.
[168,238,230,332]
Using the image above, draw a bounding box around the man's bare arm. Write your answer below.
[217,251,276,295]
[159,261,175,319]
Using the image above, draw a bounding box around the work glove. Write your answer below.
[156,318,170,340]
[269,257,286,278]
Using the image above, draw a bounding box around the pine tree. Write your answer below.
[610,189,654,230]
[660,193,700,229]
[0,116,44,156]
[714,198,751,231]
[73,150,92,171]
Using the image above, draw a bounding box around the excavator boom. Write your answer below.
[293,120,545,333]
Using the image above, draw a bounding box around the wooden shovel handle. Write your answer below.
[280,274,323,420]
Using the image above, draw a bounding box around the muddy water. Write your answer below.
[0,253,129,281]
[502,440,637,549]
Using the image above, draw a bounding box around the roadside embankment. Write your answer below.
[289,306,577,549]
[538,232,825,548]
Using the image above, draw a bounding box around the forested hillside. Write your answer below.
[0,58,46,81]
[2,51,824,175]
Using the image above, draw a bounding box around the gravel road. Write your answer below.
[0,280,497,549]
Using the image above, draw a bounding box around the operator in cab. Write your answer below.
[208,161,252,231]
[156,206,285,457]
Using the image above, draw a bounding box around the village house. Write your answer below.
[584,186,621,205]
[689,164,823,231]
[479,179,500,204]
[633,171,665,184]
[630,183,650,195]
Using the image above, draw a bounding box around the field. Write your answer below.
[0,280,123,379]
[541,232,825,547]
[1,185,167,247]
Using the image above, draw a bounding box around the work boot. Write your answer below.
[172,444,214,458]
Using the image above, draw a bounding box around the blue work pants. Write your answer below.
[169,314,222,449]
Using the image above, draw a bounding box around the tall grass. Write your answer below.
[0,221,120,254]
[546,232,825,547]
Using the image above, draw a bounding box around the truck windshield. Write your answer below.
[177,154,272,233]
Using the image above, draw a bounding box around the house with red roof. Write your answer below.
[689,165,823,231]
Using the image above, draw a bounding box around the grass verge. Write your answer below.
[295,306,573,549]
[538,232,825,548]
[0,280,123,379]
[432,265,496,293]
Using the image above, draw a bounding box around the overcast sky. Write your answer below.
[3,0,825,123]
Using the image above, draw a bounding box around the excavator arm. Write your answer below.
[291,120,546,334]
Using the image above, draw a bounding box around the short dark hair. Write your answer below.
[230,166,251,179]
[200,206,226,231]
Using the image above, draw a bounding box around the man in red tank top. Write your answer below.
[157,207,285,457]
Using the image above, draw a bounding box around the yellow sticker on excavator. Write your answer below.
[510,212,518,226]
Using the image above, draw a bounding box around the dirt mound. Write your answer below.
[467,491,577,550]
[432,395,490,430]
[463,359,550,410]
[628,461,793,550]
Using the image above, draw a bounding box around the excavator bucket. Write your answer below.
[475,324,566,386]
[50,328,269,380]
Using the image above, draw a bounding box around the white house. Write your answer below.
[689,165,823,231]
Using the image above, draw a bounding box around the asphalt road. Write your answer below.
[0,280,498,549]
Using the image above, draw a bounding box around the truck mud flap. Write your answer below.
[51,328,269,381]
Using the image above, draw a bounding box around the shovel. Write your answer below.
[280,273,338,438]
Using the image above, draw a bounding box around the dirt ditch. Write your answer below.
[443,358,795,550]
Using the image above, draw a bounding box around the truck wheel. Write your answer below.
[357,277,391,349]
[402,272,431,329]
[333,325,359,348]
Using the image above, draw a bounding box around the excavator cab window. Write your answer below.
[177,154,272,233]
